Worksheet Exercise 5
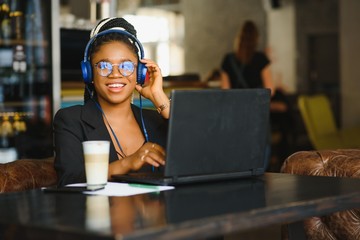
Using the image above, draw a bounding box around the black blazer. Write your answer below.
[53,100,168,186]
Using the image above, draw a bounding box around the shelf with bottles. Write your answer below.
[0,111,28,134]
[1,74,52,100]
[0,101,51,128]
[1,99,49,109]
[1,0,50,48]
[0,111,28,162]
[1,0,23,41]
[1,0,54,161]
[0,66,52,77]
[0,43,51,70]
[0,39,49,47]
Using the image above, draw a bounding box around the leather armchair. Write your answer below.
[0,157,57,193]
[281,149,360,240]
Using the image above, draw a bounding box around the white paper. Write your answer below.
[67,182,174,196]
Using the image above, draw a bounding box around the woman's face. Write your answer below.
[91,41,138,106]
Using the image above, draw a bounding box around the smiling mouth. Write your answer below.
[106,83,125,88]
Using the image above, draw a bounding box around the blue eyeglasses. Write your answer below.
[94,60,136,77]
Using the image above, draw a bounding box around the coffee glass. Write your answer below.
[82,141,110,188]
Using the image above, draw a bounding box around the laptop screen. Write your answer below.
[165,89,270,179]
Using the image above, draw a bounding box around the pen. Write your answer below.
[128,183,159,190]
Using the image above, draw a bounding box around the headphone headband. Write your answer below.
[81,28,147,85]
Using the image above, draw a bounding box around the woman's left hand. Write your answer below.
[135,59,163,100]
[135,59,170,119]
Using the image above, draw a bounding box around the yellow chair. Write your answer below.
[298,94,360,149]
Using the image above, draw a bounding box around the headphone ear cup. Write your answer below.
[81,60,92,84]
[137,62,147,85]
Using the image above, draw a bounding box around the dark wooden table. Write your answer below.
[1,172,360,240]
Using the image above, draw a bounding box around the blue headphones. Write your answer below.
[81,28,147,85]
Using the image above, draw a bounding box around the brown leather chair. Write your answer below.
[0,157,57,193]
[281,149,360,240]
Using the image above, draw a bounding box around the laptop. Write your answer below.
[111,88,271,185]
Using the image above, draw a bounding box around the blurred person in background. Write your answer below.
[220,20,274,96]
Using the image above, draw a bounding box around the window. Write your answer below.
[124,8,184,76]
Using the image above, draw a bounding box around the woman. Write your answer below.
[221,20,274,95]
[54,17,170,186]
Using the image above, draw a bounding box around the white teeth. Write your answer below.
[108,83,125,88]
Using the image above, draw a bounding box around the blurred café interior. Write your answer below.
[0,0,360,172]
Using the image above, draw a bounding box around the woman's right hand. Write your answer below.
[108,142,166,178]
[129,142,166,170]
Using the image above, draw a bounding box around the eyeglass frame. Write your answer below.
[93,60,137,77]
